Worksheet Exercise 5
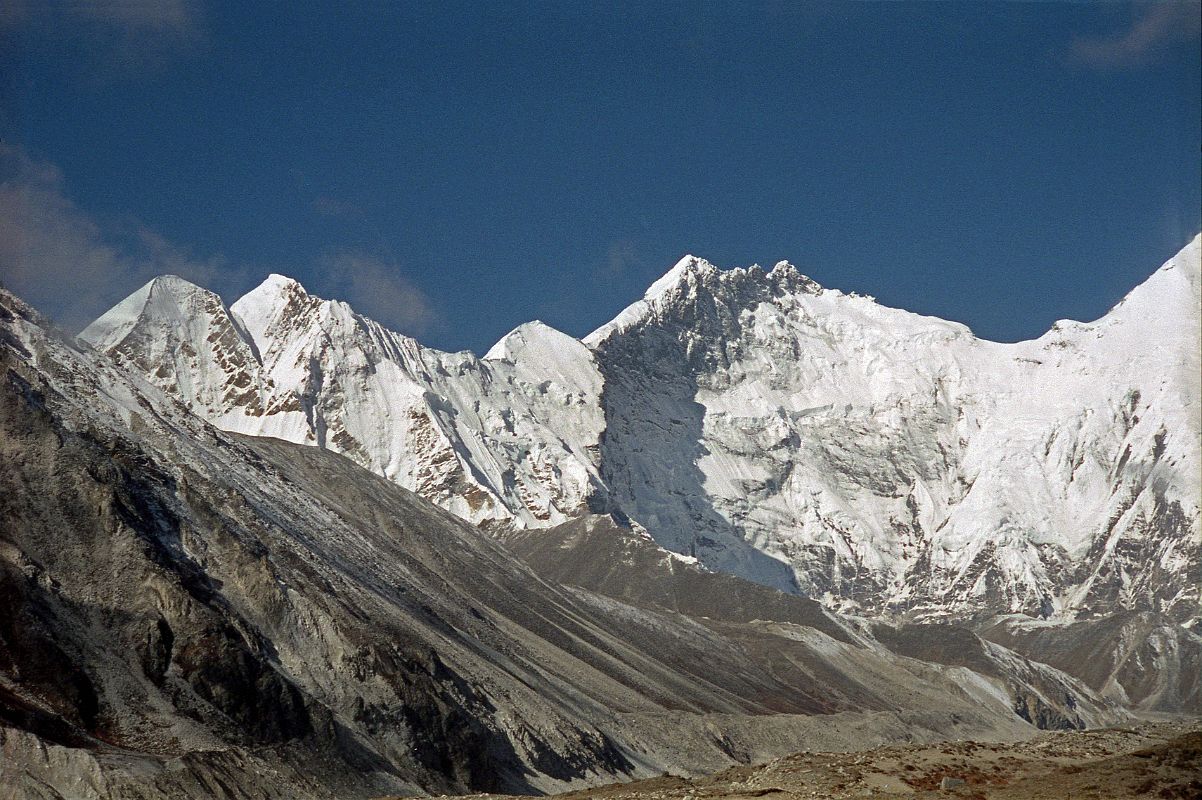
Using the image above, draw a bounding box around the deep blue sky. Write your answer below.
[1,1,1199,352]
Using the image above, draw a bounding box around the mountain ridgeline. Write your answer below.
[1,237,1198,796]
[81,236,1202,625]
[2,283,1134,797]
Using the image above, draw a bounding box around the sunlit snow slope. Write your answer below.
[82,235,1202,623]
[83,275,605,529]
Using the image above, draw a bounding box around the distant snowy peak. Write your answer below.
[484,320,600,396]
[644,254,719,297]
[584,254,860,347]
[77,278,156,350]
[1092,233,1200,335]
[228,273,318,351]
[586,250,973,361]
[79,275,266,423]
[484,320,573,361]
[584,235,1200,622]
[80,271,608,531]
[581,256,704,346]
[1029,235,1200,396]
[81,274,215,350]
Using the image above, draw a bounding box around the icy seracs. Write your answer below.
[81,235,1202,623]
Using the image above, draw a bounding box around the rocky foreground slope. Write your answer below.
[436,720,1199,800]
[80,236,1202,624]
[1,288,1132,797]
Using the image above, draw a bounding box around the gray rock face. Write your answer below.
[978,612,1202,714]
[1,288,1128,797]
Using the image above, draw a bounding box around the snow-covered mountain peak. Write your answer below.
[237,272,312,314]
[484,321,601,410]
[80,271,608,530]
[80,273,217,350]
[1032,235,1200,364]
[639,254,818,305]
[645,254,718,298]
[584,255,721,345]
[1103,233,1200,323]
[581,237,1199,620]
[585,253,836,347]
[767,259,823,292]
[228,272,320,349]
[644,254,824,300]
[242,272,309,299]
[78,273,266,425]
[485,320,582,361]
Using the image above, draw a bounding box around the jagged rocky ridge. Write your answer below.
[80,237,1201,625]
[1,287,1126,797]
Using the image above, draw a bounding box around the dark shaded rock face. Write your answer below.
[0,574,102,748]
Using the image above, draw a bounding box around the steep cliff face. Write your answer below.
[80,236,1201,623]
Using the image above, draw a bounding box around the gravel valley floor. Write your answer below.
[394,719,1201,800]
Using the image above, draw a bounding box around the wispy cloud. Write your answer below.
[0,144,238,330]
[310,195,362,219]
[1071,2,1201,69]
[604,238,640,277]
[1,0,205,76]
[0,146,442,339]
[319,251,440,338]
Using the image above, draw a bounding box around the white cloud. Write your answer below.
[1071,2,1201,69]
[320,251,440,338]
[0,146,442,339]
[0,144,235,330]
